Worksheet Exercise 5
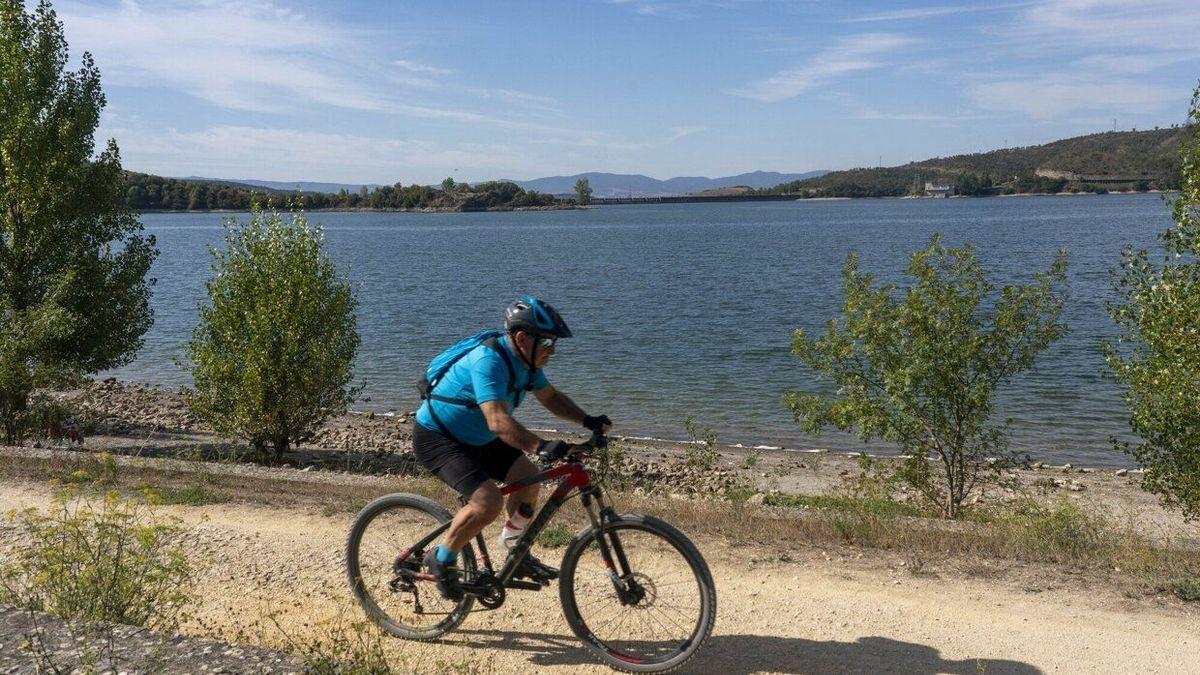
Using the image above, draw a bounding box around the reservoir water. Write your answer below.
[111,194,1175,465]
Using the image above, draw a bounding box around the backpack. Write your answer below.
[416,330,537,442]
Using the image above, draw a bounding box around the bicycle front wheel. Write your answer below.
[346,493,476,640]
[559,514,716,673]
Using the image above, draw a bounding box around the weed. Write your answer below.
[0,493,195,631]
[322,505,339,517]
[724,487,757,503]
[765,493,923,518]
[683,416,719,471]
[50,452,119,489]
[269,609,393,674]
[839,455,902,502]
[743,448,764,470]
[1165,578,1200,601]
[591,441,631,490]
[537,524,574,548]
[1031,477,1059,494]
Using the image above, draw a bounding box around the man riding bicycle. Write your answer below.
[414,296,612,600]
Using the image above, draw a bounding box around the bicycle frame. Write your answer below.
[394,447,635,598]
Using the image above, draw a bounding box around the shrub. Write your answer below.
[1105,86,1200,520]
[788,236,1068,517]
[184,207,360,460]
[0,493,195,631]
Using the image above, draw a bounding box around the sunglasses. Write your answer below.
[537,336,557,349]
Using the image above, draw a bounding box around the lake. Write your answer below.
[111,194,1175,466]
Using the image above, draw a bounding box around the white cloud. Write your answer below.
[1073,52,1198,76]
[58,0,389,113]
[392,59,452,76]
[56,0,556,127]
[1021,0,1200,52]
[851,108,981,122]
[667,126,705,141]
[728,33,914,103]
[842,3,1032,24]
[112,125,538,184]
[967,76,1179,120]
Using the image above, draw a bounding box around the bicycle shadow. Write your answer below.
[454,629,1043,674]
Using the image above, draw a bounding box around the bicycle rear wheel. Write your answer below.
[346,493,475,640]
[559,514,716,673]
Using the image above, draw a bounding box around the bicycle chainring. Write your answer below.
[478,583,506,609]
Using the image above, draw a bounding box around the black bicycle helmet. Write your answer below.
[505,296,572,338]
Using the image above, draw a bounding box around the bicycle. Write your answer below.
[345,431,716,673]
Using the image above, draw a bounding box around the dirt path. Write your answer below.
[1,477,1197,674]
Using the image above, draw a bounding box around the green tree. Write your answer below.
[1105,87,1200,519]
[441,177,456,192]
[0,0,157,443]
[184,207,360,460]
[788,237,1068,517]
[574,177,593,205]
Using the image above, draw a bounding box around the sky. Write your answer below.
[50,0,1200,184]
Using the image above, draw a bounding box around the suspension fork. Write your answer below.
[582,488,635,593]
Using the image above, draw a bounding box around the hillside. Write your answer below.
[509,170,828,197]
[766,127,1191,198]
[181,177,383,194]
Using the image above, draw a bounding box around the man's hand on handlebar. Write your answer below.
[536,439,572,464]
[583,414,612,434]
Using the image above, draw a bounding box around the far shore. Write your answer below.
[132,189,1174,215]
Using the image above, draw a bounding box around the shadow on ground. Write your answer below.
[455,629,1042,674]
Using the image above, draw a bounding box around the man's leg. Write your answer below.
[503,454,540,522]
[499,454,558,580]
[443,480,503,551]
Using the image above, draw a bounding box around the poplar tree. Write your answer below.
[1106,86,1200,519]
[0,0,157,442]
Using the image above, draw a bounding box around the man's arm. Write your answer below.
[479,400,542,453]
[533,384,588,426]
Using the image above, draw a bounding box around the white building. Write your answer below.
[925,182,953,198]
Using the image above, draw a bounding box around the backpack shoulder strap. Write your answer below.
[483,337,519,393]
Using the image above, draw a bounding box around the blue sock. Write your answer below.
[435,544,458,564]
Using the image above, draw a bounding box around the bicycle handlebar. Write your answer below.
[539,431,608,468]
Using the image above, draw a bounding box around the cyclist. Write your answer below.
[414,296,612,600]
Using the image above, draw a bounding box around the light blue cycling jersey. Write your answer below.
[416,335,549,445]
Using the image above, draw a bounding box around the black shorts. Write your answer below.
[412,423,524,498]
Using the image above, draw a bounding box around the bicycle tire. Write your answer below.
[346,493,476,640]
[559,514,716,673]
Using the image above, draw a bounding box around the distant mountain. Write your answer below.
[180,177,382,194]
[505,170,829,197]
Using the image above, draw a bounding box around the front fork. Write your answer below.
[581,488,644,605]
